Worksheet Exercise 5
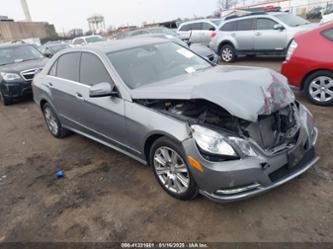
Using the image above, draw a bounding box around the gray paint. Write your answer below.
[33,38,318,202]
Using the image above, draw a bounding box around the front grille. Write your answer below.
[20,68,42,81]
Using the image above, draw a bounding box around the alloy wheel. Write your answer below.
[309,76,333,103]
[44,107,59,135]
[221,47,233,62]
[153,146,190,194]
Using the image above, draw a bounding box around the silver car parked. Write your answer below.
[210,12,318,62]
[33,38,319,202]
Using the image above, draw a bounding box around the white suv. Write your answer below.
[177,19,222,45]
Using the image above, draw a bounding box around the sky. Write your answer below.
[1,0,220,32]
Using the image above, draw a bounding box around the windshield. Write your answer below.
[275,14,309,27]
[86,36,104,43]
[107,42,211,89]
[0,45,44,66]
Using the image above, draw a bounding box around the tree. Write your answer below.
[217,0,238,12]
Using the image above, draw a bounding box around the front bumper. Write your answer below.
[182,104,319,203]
[0,80,33,99]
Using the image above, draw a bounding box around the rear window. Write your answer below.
[236,19,255,31]
[220,22,236,31]
[321,28,333,41]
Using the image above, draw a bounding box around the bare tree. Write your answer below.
[217,0,238,12]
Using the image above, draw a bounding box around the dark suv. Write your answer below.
[0,43,48,105]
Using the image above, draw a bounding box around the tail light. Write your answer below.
[211,31,217,39]
[286,40,298,61]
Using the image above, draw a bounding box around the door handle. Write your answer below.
[47,82,54,88]
[255,32,261,36]
[75,92,85,101]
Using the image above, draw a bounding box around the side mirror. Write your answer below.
[274,24,284,30]
[89,82,116,98]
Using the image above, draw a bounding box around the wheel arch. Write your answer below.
[218,40,235,54]
[144,132,184,166]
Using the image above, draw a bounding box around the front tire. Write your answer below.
[0,90,13,106]
[42,103,70,138]
[149,137,199,200]
[303,70,333,106]
[220,44,237,63]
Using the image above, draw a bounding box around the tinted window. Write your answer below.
[108,42,211,89]
[179,24,190,31]
[48,61,57,76]
[236,19,255,31]
[203,22,215,31]
[190,22,203,30]
[80,53,112,86]
[56,52,80,81]
[220,22,236,31]
[256,18,278,30]
[322,28,333,41]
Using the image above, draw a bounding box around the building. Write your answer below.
[0,19,57,42]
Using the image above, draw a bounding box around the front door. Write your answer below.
[254,18,287,51]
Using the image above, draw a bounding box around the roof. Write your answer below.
[85,37,170,54]
[0,43,31,49]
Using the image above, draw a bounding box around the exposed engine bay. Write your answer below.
[136,99,300,152]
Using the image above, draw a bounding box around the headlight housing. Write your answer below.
[286,40,298,61]
[0,72,22,81]
[191,125,237,158]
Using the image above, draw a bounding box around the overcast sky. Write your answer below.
[2,0,219,32]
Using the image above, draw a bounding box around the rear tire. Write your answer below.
[303,70,333,106]
[220,44,237,63]
[149,136,199,200]
[42,103,71,138]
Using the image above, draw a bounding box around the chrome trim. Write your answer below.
[20,68,43,81]
[312,127,319,146]
[200,156,320,202]
[216,183,261,195]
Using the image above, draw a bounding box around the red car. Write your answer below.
[281,23,333,106]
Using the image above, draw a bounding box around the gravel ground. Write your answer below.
[0,58,332,242]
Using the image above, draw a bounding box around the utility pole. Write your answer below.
[20,0,32,22]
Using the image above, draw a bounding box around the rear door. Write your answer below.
[233,18,255,51]
[254,18,287,51]
[47,52,84,128]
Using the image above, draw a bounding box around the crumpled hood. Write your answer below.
[130,66,295,122]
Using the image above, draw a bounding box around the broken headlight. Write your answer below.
[191,125,237,157]
[228,137,258,157]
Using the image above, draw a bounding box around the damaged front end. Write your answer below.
[135,98,314,159]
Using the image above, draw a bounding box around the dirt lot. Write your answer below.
[0,58,332,242]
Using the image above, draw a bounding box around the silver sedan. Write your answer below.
[33,38,319,202]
